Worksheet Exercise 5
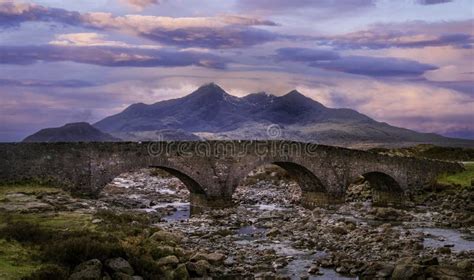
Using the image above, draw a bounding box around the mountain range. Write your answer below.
[24,83,473,148]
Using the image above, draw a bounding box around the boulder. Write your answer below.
[420,257,438,266]
[371,207,401,221]
[437,247,451,254]
[456,259,473,271]
[151,245,175,259]
[150,231,182,244]
[111,272,134,280]
[307,264,319,275]
[186,260,210,277]
[205,252,226,265]
[266,228,280,237]
[331,226,348,235]
[391,263,424,280]
[157,255,180,267]
[105,257,134,275]
[173,264,189,279]
[426,265,467,280]
[69,259,102,280]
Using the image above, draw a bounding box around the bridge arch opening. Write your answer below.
[233,164,302,207]
[233,161,331,209]
[346,171,404,207]
[101,166,207,221]
[273,162,326,193]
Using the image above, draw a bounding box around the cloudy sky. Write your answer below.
[0,0,473,141]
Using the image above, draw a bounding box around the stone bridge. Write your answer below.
[0,141,464,211]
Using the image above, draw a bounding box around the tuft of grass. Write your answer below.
[0,183,61,201]
[0,212,95,233]
[23,264,69,280]
[0,239,41,280]
[42,233,125,267]
[437,162,474,187]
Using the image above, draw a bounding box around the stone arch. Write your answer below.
[233,160,327,193]
[350,171,404,206]
[148,165,206,195]
[232,160,335,209]
[272,162,326,193]
[361,172,403,193]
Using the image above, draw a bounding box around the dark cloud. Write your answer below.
[315,21,474,50]
[0,2,82,27]
[0,79,96,88]
[428,80,474,95]
[272,47,437,77]
[274,47,340,62]
[311,56,438,77]
[0,45,228,69]
[417,0,453,5]
[318,32,473,50]
[141,27,278,49]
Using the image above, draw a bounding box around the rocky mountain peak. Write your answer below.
[190,82,228,98]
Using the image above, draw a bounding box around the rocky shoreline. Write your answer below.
[0,167,472,279]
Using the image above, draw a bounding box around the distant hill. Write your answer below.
[111,129,201,141]
[369,144,474,161]
[23,122,119,143]
[94,83,474,148]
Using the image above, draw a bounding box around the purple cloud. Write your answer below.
[0,2,279,49]
[275,47,340,62]
[272,47,438,77]
[140,26,278,49]
[311,56,438,77]
[121,0,163,9]
[427,80,474,95]
[0,2,82,27]
[0,45,228,69]
[315,21,474,50]
[0,79,96,88]
[237,0,375,13]
[318,32,473,50]
[417,0,453,5]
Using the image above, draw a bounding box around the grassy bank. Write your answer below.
[0,181,191,280]
[437,162,474,187]
[0,183,60,201]
[0,239,40,280]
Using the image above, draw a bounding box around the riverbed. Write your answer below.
[101,168,473,279]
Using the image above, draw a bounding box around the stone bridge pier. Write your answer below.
[0,141,464,212]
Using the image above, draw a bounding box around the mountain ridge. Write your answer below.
[92,83,474,148]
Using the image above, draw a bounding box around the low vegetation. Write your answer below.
[437,162,474,188]
[370,144,474,161]
[0,183,60,201]
[0,199,187,280]
[0,238,40,280]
